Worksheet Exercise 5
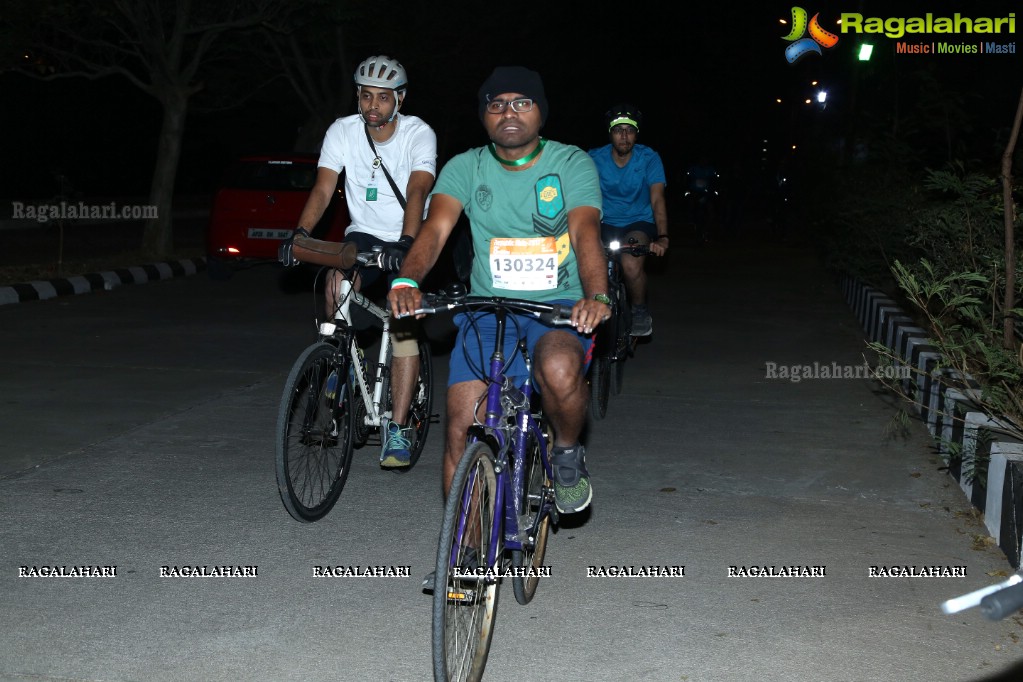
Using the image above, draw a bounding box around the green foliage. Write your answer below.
[852,161,1023,481]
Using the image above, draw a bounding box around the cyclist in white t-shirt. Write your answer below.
[285,54,438,468]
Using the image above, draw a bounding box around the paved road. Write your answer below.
[1,242,1021,682]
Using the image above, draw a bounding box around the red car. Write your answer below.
[205,153,348,279]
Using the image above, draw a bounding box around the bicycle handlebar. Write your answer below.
[291,236,385,270]
[981,581,1023,620]
[399,288,575,327]
[605,241,650,257]
[291,236,358,269]
[942,573,1023,620]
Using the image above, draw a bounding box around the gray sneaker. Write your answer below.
[631,305,652,336]
[551,445,592,513]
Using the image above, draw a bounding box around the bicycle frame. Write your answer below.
[452,306,553,573]
[601,240,646,359]
[318,282,394,430]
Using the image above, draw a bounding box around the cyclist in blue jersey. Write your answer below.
[388,66,609,514]
[587,104,669,336]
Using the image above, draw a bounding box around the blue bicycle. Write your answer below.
[407,288,571,682]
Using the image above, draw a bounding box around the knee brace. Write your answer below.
[390,316,420,358]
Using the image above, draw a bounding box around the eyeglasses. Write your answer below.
[485,98,534,114]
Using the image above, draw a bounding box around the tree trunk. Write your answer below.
[1002,86,1023,349]
[142,87,190,258]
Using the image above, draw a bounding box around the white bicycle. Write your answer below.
[274,238,434,522]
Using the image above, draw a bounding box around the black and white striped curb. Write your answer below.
[842,275,1023,568]
[0,257,207,306]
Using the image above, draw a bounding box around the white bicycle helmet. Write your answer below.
[354,55,408,92]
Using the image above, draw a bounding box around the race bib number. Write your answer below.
[489,237,558,290]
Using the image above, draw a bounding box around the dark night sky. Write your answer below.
[2,0,1021,203]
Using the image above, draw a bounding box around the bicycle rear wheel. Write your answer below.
[432,441,500,682]
[275,341,355,522]
[383,339,433,471]
[512,421,553,605]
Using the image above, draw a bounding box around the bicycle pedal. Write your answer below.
[446,587,477,602]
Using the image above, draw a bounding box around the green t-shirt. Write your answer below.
[433,140,602,301]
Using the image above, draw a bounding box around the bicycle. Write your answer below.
[942,573,1023,621]
[405,288,573,682]
[274,237,434,522]
[589,239,649,421]
[683,166,721,244]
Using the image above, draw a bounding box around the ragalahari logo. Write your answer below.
[782,7,839,63]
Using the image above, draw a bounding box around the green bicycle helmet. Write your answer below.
[606,104,642,132]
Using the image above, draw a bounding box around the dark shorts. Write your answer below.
[600,221,656,245]
[343,231,392,288]
[448,303,595,387]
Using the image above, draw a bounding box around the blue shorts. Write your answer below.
[600,221,656,245]
[448,303,595,387]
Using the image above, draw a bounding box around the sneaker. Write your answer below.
[422,547,479,592]
[551,445,592,513]
[631,305,652,336]
[380,420,412,468]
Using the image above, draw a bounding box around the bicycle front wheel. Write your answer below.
[512,421,553,605]
[588,356,611,421]
[432,441,500,682]
[275,341,355,522]
[611,281,631,396]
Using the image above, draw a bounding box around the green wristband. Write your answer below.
[390,277,419,290]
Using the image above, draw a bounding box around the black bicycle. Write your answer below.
[588,239,649,420]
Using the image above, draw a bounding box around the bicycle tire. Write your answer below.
[611,281,631,396]
[383,339,433,472]
[275,341,355,522]
[512,421,553,605]
[589,356,611,421]
[432,441,500,682]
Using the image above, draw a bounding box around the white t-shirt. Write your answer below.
[318,113,437,241]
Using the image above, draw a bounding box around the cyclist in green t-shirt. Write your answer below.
[387,66,609,514]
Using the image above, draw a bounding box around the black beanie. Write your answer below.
[478,66,548,125]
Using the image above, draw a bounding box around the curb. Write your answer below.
[0,257,207,306]
[842,275,1023,568]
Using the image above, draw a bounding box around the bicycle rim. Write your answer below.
[432,441,499,682]
[275,342,355,522]
[512,421,552,605]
